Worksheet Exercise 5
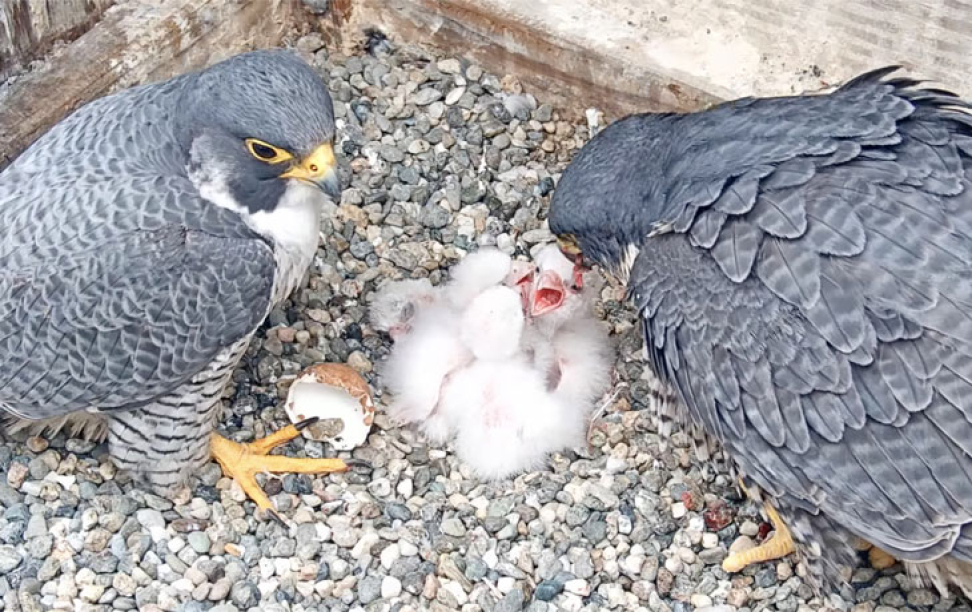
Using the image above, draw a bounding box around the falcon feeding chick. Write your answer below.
[0,50,346,518]
[548,67,972,596]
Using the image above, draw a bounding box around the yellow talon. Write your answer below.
[210,425,347,520]
[868,546,896,570]
[851,537,897,569]
[722,503,796,573]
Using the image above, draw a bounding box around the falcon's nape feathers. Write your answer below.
[0,49,346,511]
[549,67,972,596]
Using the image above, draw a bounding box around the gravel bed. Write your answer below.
[1,32,969,612]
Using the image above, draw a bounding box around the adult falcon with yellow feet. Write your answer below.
[0,50,346,520]
[549,67,972,596]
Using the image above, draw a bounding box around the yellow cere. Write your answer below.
[280,143,336,183]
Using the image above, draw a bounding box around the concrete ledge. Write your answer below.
[345,0,972,120]
[0,0,302,170]
[345,0,722,120]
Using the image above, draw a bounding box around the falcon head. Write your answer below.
[180,49,340,215]
[548,113,682,286]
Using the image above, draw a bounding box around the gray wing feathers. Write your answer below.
[710,216,761,282]
[0,228,274,417]
[631,72,972,562]
[0,74,275,419]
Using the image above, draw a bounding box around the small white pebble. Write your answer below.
[702,533,719,549]
[75,568,96,586]
[691,593,713,608]
[167,537,185,554]
[564,579,591,596]
[380,544,400,570]
[605,455,627,473]
[381,576,402,599]
[274,558,293,577]
[729,535,756,554]
[497,576,516,594]
[664,556,683,574]
[80,508,98,531]
[399,540,418,557]
[671,502,687,519]
[258,578,279,598]
[352,532,380,560]
[396,479,413,498]
[79,584,105,603]
[483,549,498,569]
[740,520,760,537]
[621,555,644,575]
[259,558,275,580]
[441,579,468,605]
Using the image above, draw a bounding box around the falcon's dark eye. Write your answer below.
[244,138,294,164]
[252,143,276,159]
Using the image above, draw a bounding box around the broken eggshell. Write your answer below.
[284,363,375,450]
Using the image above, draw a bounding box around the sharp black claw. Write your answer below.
[269,509,288,527]
[294,417,321,431]
[344,458,372,471]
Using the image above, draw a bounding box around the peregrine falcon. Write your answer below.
[548,67,972,596]
[0,50,346,516]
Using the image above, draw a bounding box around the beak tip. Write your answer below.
[319,172,341,198]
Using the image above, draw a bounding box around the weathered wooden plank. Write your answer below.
[0,0,303,170]
[0,0,115,80]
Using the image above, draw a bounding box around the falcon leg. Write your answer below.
[851,537,897,569]
[868,546,896,570]
[211,419,347,520]
[722,503,796,573]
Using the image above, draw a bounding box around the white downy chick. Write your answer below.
[381,302,470,443]
[529,243,590,324]
[378,249,530,443]
[459,285,525,360]
[444,360,585,479]
[445,247,533,309]
[440,286,585,479]
[524,243,614,414]
[368,277,438,341]
[548,318,614,414]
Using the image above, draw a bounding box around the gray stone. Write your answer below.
[357,575,382,604]
[186,532,210,554]
[230,581,259,608]
[0,545,22,572]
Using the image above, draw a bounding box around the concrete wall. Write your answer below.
[619,0,972,99]
[348,0,972,118]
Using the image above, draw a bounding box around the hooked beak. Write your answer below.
[530,270,566,317]
[505,261,537,312]
[280,142,340,197]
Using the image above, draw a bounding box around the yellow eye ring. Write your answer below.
[244,138,294,164]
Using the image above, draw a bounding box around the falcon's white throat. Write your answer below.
[189,159,324,303]
[253,181,325,302]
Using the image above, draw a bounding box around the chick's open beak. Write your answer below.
[280,142,340,197]
[530,270,566,317]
